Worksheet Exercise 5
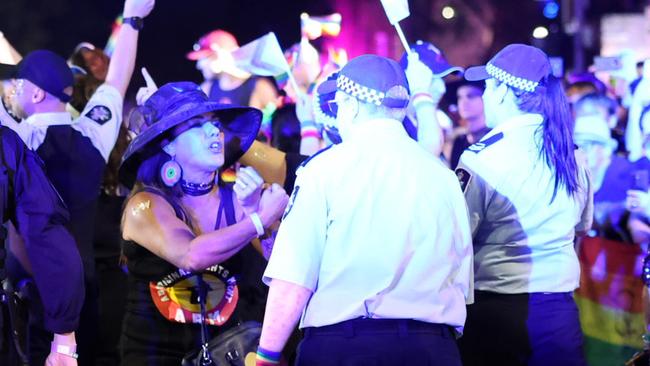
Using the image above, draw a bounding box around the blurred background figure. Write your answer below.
[447,79,488,169]
[186,29,277,110]
[573,96,631,242]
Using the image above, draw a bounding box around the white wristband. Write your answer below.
[249,213,265,237]
[51,343,78,359]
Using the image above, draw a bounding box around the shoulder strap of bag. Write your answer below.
[214,184,237,229]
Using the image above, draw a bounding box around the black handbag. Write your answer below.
[181,275,262,366]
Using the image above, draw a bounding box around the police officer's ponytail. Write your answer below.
[511,75,579,201]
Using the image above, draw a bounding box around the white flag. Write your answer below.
[0,33,22,65]
[231,32,290,77]
[380,0,410,25]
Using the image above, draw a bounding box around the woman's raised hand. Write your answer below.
[258,184,289,227]
[234,166,264,215]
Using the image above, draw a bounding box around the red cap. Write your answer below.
[186,30,239,61]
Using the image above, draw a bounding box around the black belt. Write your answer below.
[303,318,455,339]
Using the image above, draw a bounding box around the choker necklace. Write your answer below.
[180,179,215,196]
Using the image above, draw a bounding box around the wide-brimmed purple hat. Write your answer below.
[119,82,261,188]
[464,44,550,92]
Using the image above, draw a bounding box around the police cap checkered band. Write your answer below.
[316,54,409,108]
[336,74,386,106]
[464,44,551,93]
[485,63,538,92]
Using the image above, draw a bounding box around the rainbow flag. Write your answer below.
[327,47,348,68]
[575,237,646,365]
[220,168,237,183]
[104,15,123,57]
[300,13,342,40]
[274,71,290,90]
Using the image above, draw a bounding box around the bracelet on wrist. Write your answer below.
[301,120,322,139]
[249,213,265,237]
[411,92,435,110]
[301,129,321,140]
[51,343,78,359]
[256,346,281,364]
[122,16,144,31]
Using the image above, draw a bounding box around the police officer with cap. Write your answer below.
[456,44,593,365]
[257,54,473,366]
[0,89,83,365]
[0,0,154,363]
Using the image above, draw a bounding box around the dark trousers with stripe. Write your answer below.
[458,291,586,366]
[296,318,461,366]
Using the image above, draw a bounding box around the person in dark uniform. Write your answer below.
[0,0,155,363]
[456,44,593,366]
[0,111,84,365]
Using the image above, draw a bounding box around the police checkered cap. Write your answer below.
[485,63,539,92]
[317,54,409,108]
[336,74,389,106]
[464,44,551,93]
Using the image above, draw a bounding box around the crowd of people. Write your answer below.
[1,0,650,365]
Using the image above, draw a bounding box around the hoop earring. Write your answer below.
[160,156,182,187]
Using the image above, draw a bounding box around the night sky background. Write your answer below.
[1,0,647,96]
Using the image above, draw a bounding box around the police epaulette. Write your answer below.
[299,145,333,168]
[467,132,504,153]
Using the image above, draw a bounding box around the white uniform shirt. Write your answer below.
[264,118,474,333]
[2,84,122,162]
[456,113,593,294]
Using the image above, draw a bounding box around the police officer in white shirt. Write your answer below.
[455,44,593,366]
[256,54,474,366]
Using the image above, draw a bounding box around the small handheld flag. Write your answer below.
[232,32,302,98]
[379,0,412,54]
[301,13,342,40]
[104,16,123,57]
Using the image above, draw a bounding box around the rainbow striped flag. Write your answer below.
[104,15,123,57]
[575,237,646,365]
[274,71,290,90]
[300,13,342,40]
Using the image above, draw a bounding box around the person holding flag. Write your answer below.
[186,29,277,110]
[401,41,463,161]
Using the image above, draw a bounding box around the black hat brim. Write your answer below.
[119,102,262,189]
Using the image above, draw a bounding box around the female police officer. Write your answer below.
[455,44,593,366]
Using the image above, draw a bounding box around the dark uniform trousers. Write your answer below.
[458,291,586,366]
[296,318,462,366]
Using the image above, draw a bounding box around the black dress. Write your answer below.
[120,185,268,365]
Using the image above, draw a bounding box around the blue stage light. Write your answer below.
[543,1,559,19]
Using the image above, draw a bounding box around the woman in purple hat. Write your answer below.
[118,82,288,365]
[455,44,592,366]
